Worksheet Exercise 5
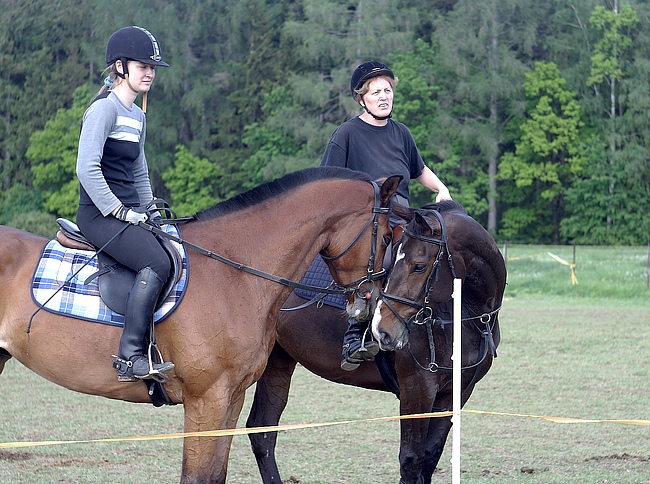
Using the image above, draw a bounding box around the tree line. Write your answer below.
[1,0,649,245]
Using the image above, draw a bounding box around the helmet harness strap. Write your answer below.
[360,97,392,121]
[116,58,148,114]
[115,57,129,79]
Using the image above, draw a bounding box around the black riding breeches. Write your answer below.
[76,204,171,282]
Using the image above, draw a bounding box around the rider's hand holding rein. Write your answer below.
[114,205,148,225]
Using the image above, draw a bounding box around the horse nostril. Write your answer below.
[378,331,393,347]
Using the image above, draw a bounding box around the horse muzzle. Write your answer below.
[372,303,409,351]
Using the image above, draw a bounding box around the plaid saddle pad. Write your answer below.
[294,255,347,310]
[31,225,188,327]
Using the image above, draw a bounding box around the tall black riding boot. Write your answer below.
[340,318,380,371]
[113,267,174,382]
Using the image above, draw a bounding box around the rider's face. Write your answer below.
[125,61,156,93]
[361,77,394,118]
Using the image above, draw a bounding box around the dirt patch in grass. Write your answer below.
[0,450,32,462]
[586,453,650,463]
[44,456,112,468]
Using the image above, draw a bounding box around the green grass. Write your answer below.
[1,246,649,482]
[456,296,650,483]
[503,244,650,300]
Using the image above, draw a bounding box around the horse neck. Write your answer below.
[447,217,506,314]
[185,181,372,283]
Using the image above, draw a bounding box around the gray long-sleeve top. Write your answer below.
[76,91,153,216]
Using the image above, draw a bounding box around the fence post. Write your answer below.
[573,243,576,267]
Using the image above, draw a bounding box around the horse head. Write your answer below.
[321,174,402,322]
[372,201,470,351]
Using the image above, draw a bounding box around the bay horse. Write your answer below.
[0,167,401,484]
[246,201,506,484]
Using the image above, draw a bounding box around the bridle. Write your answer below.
[142,181,388,300]
[406,308,500,374]
[320,180,388,297]
[377,208,500,374]
[378,209,457,329]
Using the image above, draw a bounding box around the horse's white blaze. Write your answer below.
[371,276,390,338]
[371,300,383,340]
[394,242,405,264]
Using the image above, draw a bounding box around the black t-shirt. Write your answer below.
[320,116,425,201]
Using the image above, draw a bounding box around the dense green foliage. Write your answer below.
[1,0,649,244]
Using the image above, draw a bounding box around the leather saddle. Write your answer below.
[55,218,183,315]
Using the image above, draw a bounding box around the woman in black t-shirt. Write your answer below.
[321,60,452,371]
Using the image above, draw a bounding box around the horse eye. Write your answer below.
[412,263,427,273]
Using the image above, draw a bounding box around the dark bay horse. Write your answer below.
[0,167,400,484]
[246,201,506,484]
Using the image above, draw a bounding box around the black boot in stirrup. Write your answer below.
[114,267,174,382]
[340,318,380,371]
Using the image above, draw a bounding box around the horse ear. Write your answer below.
[414,212,429,233]
[414,211,438,235]
[392,200,413,222]
[379,175,403,206]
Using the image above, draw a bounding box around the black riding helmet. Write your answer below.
[105,26,168,113]
[350,60,395,101]
[106,26,169,76]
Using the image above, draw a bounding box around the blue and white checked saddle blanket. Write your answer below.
[31,225,188,327]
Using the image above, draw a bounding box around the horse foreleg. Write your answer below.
[421,414,452,484]
[398,412,433,484]
[246,344,298,484]
[395,349,440,484]
[419,383,478,484]
[180,388,241,484]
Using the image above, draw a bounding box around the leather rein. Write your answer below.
[143,181,388,299]
[377,208,500,373]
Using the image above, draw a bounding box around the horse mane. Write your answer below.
[420,200,467,214]
[402,200,469,240]
[193,167,372,221]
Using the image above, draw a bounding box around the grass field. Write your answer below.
[1,245,649,483]
[503,244,649,300]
